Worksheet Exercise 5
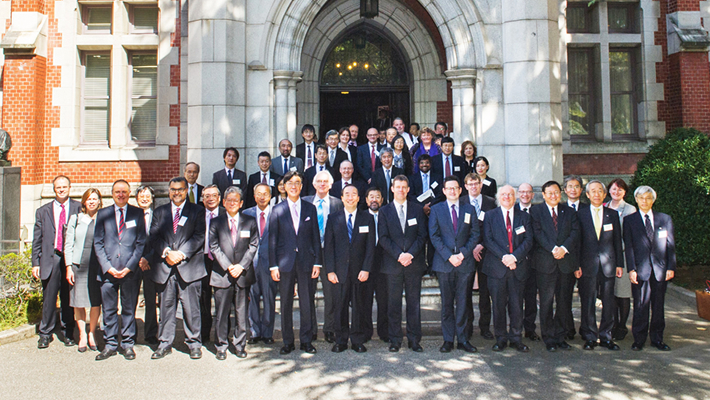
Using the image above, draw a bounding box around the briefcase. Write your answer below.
[696,280,710,321]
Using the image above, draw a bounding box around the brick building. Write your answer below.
[0,0,708,237]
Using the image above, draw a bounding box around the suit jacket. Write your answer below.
[301,164,331,197]
[530,203,580,274]
[408,171,444,206]
[461,194,497,245]
[378,200,428,275]
[430,154,467,182]
[302,195,344,215]
[428,201,479,274]
[482,207,534,280]
[245,171,281,209]
[268,199,322,273]
[623,211,676,282]
[324,210,376,279]
[577,203,623,278]
[329,179,368,207]
[327,148,349,181]
[480,176,498,198]
[209,212,258,288]
[94,205,147,280]
[296,142,317,169]
[64,213,95,266]
[148,201,206,284]
[243,205,271,272]
[32,199,82,280]
[356,143,384,182]
[186,183,204,207]
[271,155,304,176]
[212,168,248,196]
[370,166,404,205]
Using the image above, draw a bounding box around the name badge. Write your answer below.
[603,224,613,232]
[232,179,241,185]
[454,166,461,172]
[125,220,136,229]
[290,166,297,171]
[407,218,417,226]
[240,230,250,238]
[269,179,275,186]
[483,179,491,186]
[82,215,92,224]
[359,226,369,233]
[515,226,526,235]
[658,230,668,239]
[416,189,434,203]
[431,181,439,189]
[464,213,471,224]
[478,211,485,221]
[178,216,188,226]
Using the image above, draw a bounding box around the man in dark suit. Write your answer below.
[429,176,479,353]
[137,185,159,345]
[462,172,497,340]
[562,175,584,340]
[516,183,540,342]
[356,128,384,183]
[269,171,322,354]
[324,184,376,353]
[304,170,344,344]
[624,186,676,351]
[148,177,207,360]
[325,130,349,181]
[209,186,258,360]
[370,147,403,205]
[482,185,534,352]
[93,180,147,361]
[577,180,623,351]
[271,139,304,176]
[530,180,580,352]
[330,160,368,208]
[430,137,467,184]
[32,175,81,348]
[244,183,277,345]
[408,154,444,211]
[245,151,281,209]
[296,124,317,170]
[361,188,389,343]
[199,185,223,343]
[302,144,330,197]
[185,162,204,207]
[212,147,247,195]
[378,175,428,352]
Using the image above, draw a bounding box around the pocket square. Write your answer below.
[305,216,311,221]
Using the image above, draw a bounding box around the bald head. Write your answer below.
[497,185,516,209]
[518,183,533,207]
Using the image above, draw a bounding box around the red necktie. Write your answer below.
[118,208,125,239]
[56,204,66,251]
[307,145,313,168]
[445,157,451,177]
[173,208,180,234]
[552,208,558,231]
[506,210,513,253]
[259,211,266,238]
[371,145,376,171]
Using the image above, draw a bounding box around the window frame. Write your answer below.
[567,47,597,142]
[609,47,639,140]
[80,51,112,146]
[607,2,638,34]
[129,5,159,34]
[81,5,113,35]
[566,2,597,34]
[128,50,158,145]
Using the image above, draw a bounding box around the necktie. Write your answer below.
[118,208,125,239]
[262,173,267,184]
[259,211,266,238]
[645,214,653,241]
[283,158,288,174]
[523,207,528,213]
[385,169,391,201]
[445,156,451,177]
[329,150,335,166]
[307,145,313,168]
[594,208,602,240]
[189,186,195,203]
[399,204,406,233]
[173,207,180,234]
[227,169,233,183]
[56,204,66,251]
[572,203,577,211]
[317,199,325,241]
[230,218,237,247]
[506,210,513,253]
[451,204,458,233]
[373,213,379,245]
[347,213,353,243]
[423,173,428,190]
[371,145,376,171]
[473,198,480,216]
[552,207,558,231]
[291,202,299,233]
[144,210,150,234]
[208,212,215,259]
[319,165,324,172]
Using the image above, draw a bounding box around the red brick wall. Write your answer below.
[563,153,646,175]
[436,80,453,131]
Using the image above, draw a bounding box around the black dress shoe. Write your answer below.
[511,342,530,353]
[410,342,423,352]
[631,342,643,351]
[480,330,494,340]
[381,337,390,343]
[546,344,557,352]
[566,333,576,341]
[331,344,348,353]
[280,343,295,355]
[492,342,507,352]
[262,337,275,345]
[613,328,628,341]
[324,332,336,343]
[352,344,367,353]
[558,341,572,350]
[95,348,116,361]
[583,340,597,350]
[389,344,400,352]
[247,337,262,345]
[300,343,317,354]
[311,333,318,342]
[458,341,478,353]
[64,338,76,347]
[37,336,52,349]
[439,341,454,353]
[151,347,172,359]
[525,331,541,342]
[122,347,136,360]
[216,351,227,360]
[600,340,620,351]
[145,336,159,345]
[189,348,202,359]
[236,350,247,358]
[651,341,671,351]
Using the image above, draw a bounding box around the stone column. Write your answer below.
[445,69,477,149]
[274,70,302,148]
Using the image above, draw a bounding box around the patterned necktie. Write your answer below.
[594,208,602,240]
[262,173,267,185]
[645,214,653,241]
[118,208,125,239]
[56,203,66,251]
[259,211,266,238]
[451,204,458,233]
[347,213,353,243]
[473,198,480,216]
[552,207,558,231]
[373,213,379,245]
[230,218,238,247]
[317,199,325,241]
[399,204,406,233]
[371,145,376,171]
[307,145,313,168]
[506,210,513,252]
[173,207,180,234]
[445,156,451,177]
[189,186,195,203]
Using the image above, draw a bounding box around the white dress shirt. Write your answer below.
[205,207,219,254]
[114,204,127,231]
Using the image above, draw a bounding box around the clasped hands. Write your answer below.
[398,252,414,267]
[501,254,517,270]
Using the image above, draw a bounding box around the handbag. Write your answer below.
[695,280,710,321]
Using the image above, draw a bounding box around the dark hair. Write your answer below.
[392,175,409,187]
[53,175,71,185]
[136,185,154,198]
[464,172,481,183]
[460,140,477,159]
[563,175,583,188]
[184,161,200,173]
[203,183,219,192]
[282,170,302,184]
[443,175,461,188]
[80,188,103,214]
[223,147,240,161]
[302,124,315,134]
[541,180,561,193]
[474,156,490,171]
[112,179,130,190]
[169,176,188,187]
[435,122,448,131]
[608,178,629,193]
[365,187,382,198]
[441,136,455,146]
[418,154,431,163]
[341,183,359,196]
[410,122,420,131]
[315,144,327,154]
[258,151,272,160]
[339,127,351,137]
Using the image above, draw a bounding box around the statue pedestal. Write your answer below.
[0,167,21,255]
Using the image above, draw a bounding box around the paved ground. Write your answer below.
[1,285,708,400]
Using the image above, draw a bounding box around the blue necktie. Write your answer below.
[347,213,353,243]
[317,199,325,241]
[423,173,428,190]
[473,198,480,216]
[284,158,288,174]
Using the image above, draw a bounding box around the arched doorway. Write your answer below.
[319,26,411,143]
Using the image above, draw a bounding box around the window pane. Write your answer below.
[568,50,589,93]
[133,7,158,32]
[83,54,110,143]
[131,99,157,141]
[608,6,629,32]
[610,51,632,92]
[131,53,157,142]
[611,94,633,135]
[567,6,588,32]
[87,7,111,31]
[569,95,591,135]
[568,49,593,136]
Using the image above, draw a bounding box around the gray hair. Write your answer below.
[494,185,516,207]
[634,185,657,201]
[224,186,243,201]
[325,130,339,140]
[253,182,272,195]
[563,175,583,188]
[585,180,607,194]
[313,170,334,186]
[379,147,394,157]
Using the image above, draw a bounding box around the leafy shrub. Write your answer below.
[0,248,41,330]
[631,127,710,265]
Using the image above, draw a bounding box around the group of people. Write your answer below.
[31,119,676,361]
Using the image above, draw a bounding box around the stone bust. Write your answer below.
[0,129,12,166]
